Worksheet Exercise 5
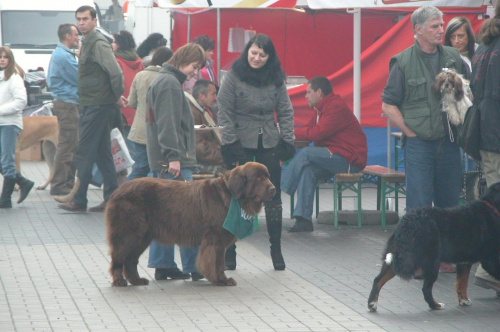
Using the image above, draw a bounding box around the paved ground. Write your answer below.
[0,161,499,332]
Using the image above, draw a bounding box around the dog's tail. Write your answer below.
[383,233,416,281]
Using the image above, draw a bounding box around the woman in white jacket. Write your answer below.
[0,46,34,208]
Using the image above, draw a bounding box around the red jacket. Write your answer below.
[295,93,367,169]
[115,55,144,126]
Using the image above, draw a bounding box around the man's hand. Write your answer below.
[168,161,181,178]
[382,102,417,137]
[116,96,128,108]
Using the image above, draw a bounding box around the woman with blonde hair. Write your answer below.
[0,46,34,208]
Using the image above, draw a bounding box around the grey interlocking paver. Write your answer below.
[1,161,499,331]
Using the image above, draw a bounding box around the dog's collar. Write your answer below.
[483,201,500,218]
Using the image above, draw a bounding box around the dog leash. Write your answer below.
[483,200,500,218]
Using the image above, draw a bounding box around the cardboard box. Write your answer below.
[20,142,42,161]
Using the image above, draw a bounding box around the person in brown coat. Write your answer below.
[185,79,225,174]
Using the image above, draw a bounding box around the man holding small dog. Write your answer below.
[47,23,80,196]
[382,6,469,273]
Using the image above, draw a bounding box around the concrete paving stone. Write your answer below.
[3,162,500,331]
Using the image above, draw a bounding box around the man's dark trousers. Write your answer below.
[73,104,118,207]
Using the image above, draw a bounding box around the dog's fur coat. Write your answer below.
[105,162,276,287]
[16,116,58,190]
[432,69,473,126]
[368,182,500,311]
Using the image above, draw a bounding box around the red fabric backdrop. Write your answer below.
[172,7,486,127]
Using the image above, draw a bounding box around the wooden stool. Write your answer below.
[332,173,363,229]
[362,165,406,229]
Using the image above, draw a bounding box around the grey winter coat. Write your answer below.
[217,70,294,149]
[146,64,197,171]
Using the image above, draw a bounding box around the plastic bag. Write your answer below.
[110,128,134,172]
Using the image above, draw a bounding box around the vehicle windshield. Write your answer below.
[2,11,76,49]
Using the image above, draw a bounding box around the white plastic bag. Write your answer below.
[110,128,134,172]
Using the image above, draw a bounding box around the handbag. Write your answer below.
[457,105,481,161]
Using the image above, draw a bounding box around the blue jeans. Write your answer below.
[281,147,360,221]
[126,142,151,181]
[147,168,199,273]
[0,125,21,178]
[405,136,461,211]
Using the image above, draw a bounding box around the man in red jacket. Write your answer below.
[282,76,367,232]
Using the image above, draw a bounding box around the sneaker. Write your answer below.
[154,268,190,280]
[474,276,500,292]
[288,217,313,232]
[191,272,205,281]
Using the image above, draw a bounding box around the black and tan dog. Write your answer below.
[368,182,500,311]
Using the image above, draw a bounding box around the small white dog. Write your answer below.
[433,68,473,126]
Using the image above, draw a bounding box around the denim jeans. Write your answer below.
[404,136,462,211]
[126,141,151,181]
[281,147,359,221]
[147,168,199,273]
[0,125,21,178]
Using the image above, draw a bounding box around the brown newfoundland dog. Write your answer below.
[105,162,276,287]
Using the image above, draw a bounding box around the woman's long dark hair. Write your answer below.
[444,17,476,60]
[232,34,286,87]
[136,33,167,58]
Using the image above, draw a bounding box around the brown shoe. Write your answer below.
[88,201,107,212]
[58,201,86,212]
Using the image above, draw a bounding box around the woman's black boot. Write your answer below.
[265,205,286,270]
[15,172,34,204]
[225,244,237,270]
[0,177,16,208]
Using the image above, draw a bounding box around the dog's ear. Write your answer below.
[432,79,441,98]
[453,75,465,101]
[227,165,247,200]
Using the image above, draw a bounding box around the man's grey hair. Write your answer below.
[193,79,216,101]
[411,6,443,38]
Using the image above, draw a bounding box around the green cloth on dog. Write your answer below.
[223,198,255,239]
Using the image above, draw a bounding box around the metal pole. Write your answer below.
[352,8,361,121]
[217,8,220,84]
[187,13,191,42]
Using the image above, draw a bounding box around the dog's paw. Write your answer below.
[112,278,128,287]
[368,301,378,312]
[436,302,445,310]
[129,278,149,286]
[459,299,472,306]
[216,277,237,286]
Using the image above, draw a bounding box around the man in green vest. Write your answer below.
[381,6,468,273]
[59,5,125,212]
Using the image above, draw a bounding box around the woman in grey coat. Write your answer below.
[218,34,295,271]
[146,43,206,281]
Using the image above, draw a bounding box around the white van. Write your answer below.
[0,0,101,72]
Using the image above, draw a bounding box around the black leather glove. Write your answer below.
[221,140,246,169]
[274,139,296,162]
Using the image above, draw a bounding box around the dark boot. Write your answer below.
[225,244,237,270]
[265,205,286,271]
[15,172,34,204]
[288,216,314,232]
[0,177,16,209]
